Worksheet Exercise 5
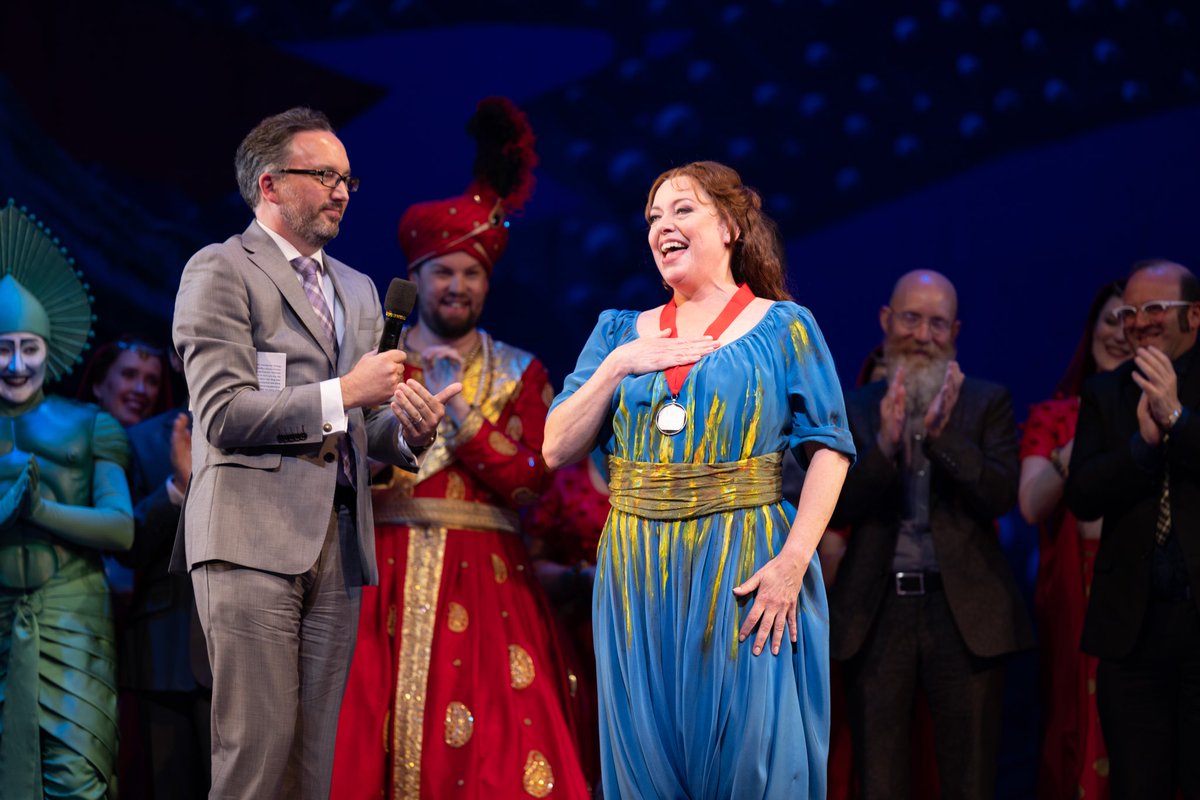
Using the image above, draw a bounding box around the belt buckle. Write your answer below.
[895,572,925,596]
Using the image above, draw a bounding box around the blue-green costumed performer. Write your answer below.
[0,199,133,798]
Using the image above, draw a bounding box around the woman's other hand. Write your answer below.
[732,549,809,656]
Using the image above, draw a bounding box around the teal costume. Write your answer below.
[553,302,854,799]
[0,200,133,799]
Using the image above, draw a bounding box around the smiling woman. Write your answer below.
[545,160,856,800]
[76,335,173,428]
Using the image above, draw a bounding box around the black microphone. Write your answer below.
[380,278,418,351]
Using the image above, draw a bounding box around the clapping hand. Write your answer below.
[1132,346,1181,441]
[877,365,907,459]
[924,361,963,438]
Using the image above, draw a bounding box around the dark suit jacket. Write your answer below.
[1066,350,1200,659]
[120,408,211,691]
[829,377,1034,661]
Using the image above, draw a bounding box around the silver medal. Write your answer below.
[655,401,687,436]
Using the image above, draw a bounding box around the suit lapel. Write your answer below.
[241,221,337,369]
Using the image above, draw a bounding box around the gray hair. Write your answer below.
[234,107,334,210]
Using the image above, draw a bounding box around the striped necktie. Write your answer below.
[291,256,354,484]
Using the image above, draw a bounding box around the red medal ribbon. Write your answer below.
[658,283,756,397]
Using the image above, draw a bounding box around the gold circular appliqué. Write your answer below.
[447,602,469,633]
[444,701,474,748]
[509,644,535,689]
[488,431,518,456]
[523,750,554,798]
[491,553,509,583]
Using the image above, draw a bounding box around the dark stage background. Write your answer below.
[4,1,1199,795]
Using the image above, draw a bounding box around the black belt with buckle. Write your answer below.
[894,571,943,596]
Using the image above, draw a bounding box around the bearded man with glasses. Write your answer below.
[1067,259,1200,800]
[171,107,460,799]
[827,269,1033,800]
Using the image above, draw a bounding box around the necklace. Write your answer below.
[655,283,756,435]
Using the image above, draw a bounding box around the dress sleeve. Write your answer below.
[1019,398,1075,460]
[785,306,856,465]
[550,309,626,414]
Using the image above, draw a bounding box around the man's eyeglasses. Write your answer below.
[276,169,360,193]
[1112,300,1193,327]
[890,309,954,336]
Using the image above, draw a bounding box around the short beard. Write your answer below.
[421,305,481,340]
[280,201,340,250]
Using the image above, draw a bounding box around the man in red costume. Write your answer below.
[332,98,590,800]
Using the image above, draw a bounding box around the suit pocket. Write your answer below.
[209,451,283,470]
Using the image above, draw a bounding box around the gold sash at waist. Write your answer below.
[371,496,520,534]
[607,451,783,521]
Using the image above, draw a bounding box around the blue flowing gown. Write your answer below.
[553,302,855,799]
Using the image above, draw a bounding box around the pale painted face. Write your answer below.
[1091,295,1132,373]
[0,332,48,405]
[646,176,733,291]
[92,348,163,426]
[411,251,490,339]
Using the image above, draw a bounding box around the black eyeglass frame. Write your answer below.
[276,168,360,193]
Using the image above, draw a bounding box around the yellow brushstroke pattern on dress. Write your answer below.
[600,353,785,652]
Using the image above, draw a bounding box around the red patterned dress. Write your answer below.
[523,458,609,785]
[332,332,589,800]
[1021,397,1108,800]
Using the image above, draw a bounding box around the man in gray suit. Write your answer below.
[172,107,460,799]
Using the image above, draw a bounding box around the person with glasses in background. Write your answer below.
[828,270,1033,800]
[1018,280,1130,800]
[171,106,460,799]
[1067,259,1200,800]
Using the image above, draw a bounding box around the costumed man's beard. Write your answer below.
[421,295,483,340]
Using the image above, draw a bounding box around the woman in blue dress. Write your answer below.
[544,161,855,799]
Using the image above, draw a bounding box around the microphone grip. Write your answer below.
[379,311,407,352]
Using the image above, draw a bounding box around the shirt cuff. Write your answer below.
[320,378,349,435]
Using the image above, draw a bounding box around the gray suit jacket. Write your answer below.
[170,220,413,586]
[828,377,1034,660]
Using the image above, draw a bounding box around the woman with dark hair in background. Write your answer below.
[1019,280,1131,800]
[545,161,855,799]
[77,335,172,428]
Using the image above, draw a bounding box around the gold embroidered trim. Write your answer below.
[391,525,448,798]
[522,750,555,798]
[444,701,474,748]
[508,644,535,689]
[447,602,469,633]
[445,472,466,500]
[492,553,509,583]
[373,496,520,534]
